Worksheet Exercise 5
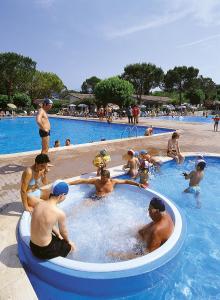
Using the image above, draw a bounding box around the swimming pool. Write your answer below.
[0,117,173,154]
[151,115,214,123]
[17,155,220,299]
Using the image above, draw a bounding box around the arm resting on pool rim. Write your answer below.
[112,179,145,188]
[68,178,97,185]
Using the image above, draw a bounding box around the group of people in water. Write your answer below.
[20,99,206,261]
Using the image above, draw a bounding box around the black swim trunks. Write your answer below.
[30,234,71,259]
[39,129,50,138]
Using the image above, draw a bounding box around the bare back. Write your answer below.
[31,201,63,246]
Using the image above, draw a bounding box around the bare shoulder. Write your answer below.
[22,167,32,178]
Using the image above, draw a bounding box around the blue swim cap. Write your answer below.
[44,98,53,105]
[134,151,139,157]
[140,149,148,155]
[52,180,69,196]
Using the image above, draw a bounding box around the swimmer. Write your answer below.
[109,197,174,260]
[123,149,140,178]
[30,180,76,259]
[183,161,206,208]
[144,125,153,136]
[68,169,146,198]
[167,132,184,164]
[54,140,60,148]
[65,138,71,146]
[136,160,150,188]
[20,154,51,212]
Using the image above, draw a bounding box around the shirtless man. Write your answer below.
[123,149,140,178]
[167,132,184,164]
[109,197,174,260]
[68,169,145,198]
[30,180,76,259]
[20,154,50,212]
[36,99,53,154]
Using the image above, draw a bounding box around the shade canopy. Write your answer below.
[78,103,88,108]
[7,103,17,109]
[107,103,120,110]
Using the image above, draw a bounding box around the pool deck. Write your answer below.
[0,116,220,299]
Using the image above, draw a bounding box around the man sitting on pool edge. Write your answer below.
[68,169,146,198]
[30,180,76,259]
[109,197,174,260]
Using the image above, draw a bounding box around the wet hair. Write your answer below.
[150,197,165,212]
[172,132,180,139]
[101,169,110,178]
[35,154,50,164]
[66,138,70,143]
[55,140,60,144]
[197,161,206,170]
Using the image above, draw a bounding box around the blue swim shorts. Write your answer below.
[187,186,200,195]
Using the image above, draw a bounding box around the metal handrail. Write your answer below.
[129,126,138,137]
[121,125,138,138]
[121,127,130,139]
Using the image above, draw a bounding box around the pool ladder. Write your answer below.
[121,125,138,139]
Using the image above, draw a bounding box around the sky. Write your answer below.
[0,0,220,90]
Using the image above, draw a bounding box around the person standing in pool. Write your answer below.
[109,197,174,259]
[20,154,50,212]
[183,160,206,193]
[68,169,145,198]
[30,180,76,259]
[36,99,53,154]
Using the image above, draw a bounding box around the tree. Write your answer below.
[122,63,164,102]
[0,52,36,99]
[0,95,10,110]
[186,89,205,105]
[94,77,134,107]
[13,93,31,108]
[196,76,216,100]
[81,76,101,94]
[163,66,199,104]
[30,71,64,99]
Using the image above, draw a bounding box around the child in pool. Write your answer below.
[136,161,150,188]
[183,160,206,208]
[123,149,140,178]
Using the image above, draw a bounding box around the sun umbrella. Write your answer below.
[107,103,120,110]
[7,103,17,109]
[69,104,76,107]
[78,104,88,108]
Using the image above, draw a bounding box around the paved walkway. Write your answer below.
[0,117,219,299]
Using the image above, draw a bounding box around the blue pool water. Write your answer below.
[151,115,214,123]
[0,117,173,154]
[119,156,220,299]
